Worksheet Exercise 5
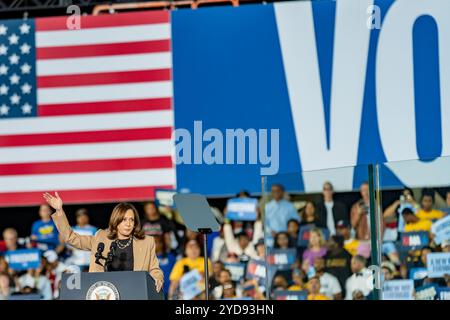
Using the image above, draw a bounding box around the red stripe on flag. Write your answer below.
[35,11,169,31]
[36,40,171,60]
[0,156,173,176]
[37,69,172,88]
[0,185,174,207]
[38,98,172,116]
[0,127,172,147]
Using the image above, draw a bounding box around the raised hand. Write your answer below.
[43,192,63,211]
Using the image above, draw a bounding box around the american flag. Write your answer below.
[0,11,176,206]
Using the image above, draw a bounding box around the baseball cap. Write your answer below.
[336,220,350,228]
[441,239,450,247]
[43,250,58,263]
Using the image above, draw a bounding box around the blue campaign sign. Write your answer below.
[382,279,414,300]
[297,225,329,247]
[266,248,297,269]
[224,262,246,282]
[436,287,450,300]
[246,259,266,285]
[427,252,450,278]
[273,290,308,300]
[154,189,177,208]
[180,269,204,300]
[5,249,41,271]
[431,215,450,245]
[400,232,429,250]
[225,198,258,221]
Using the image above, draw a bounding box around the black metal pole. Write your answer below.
[368,164,381,300]
[198,228,211,300]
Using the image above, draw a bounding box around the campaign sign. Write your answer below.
[436,287,450,300]
[415,284,439,300]
[382,280,414,300]
[409,268,428,280]
[180,269,204,300]
[155,189,177,208]
[273,290,308,300]
[5,249,41,271]
[246,259,266,285]
[431,215,450,245]
[427,252,450,278]
[224,262,246,282]
[297,225,329,247]
[225,198,258,221]
[400,232,429,250]
[266,248,296,269]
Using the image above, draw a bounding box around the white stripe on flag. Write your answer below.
[37,81,172,104]
[36,24,171,47]
[36,52,172,76]
[0,168,176,192]
[0,111,173,135]
[0,140,173,164]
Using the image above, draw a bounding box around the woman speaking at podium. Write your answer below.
[43,192,164,293]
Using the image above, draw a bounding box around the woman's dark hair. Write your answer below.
[107,202,145,240]
[300,201,318,221]
[274,232,290,249]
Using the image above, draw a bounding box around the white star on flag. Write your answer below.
[10,93,21,105]
[0,104,9,116]
[8,33,19,45]
[0,64,8,75]
[0,84,8,95]
[19,23,31,34]
[0,44,7,55]
[20,63,31,74]
[20,43,31,54]
[9,73,20,84]
[0,24,7,36]
[21,83,32,94]
[21,103,32,114]
[9,54,19,65]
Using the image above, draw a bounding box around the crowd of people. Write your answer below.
[0,183,449,300]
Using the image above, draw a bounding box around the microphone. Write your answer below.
[95,242,105,267]
[104,242,117,272]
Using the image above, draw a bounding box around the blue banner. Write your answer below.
[5,249,41,271]
[172,0,450,196]
[266,248,297,269]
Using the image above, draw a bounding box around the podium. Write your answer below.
[60,271,165,300]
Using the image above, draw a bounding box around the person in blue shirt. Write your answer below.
[153,234,176,297]
[265,184,300,247]
[65,208,98,270]
[31,204,59,251]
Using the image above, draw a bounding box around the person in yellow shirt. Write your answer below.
[336,220,359,256]
[168,239,211,298]
[306,276,330,300]
[402,208,432,233]
[416,193,445,221]
[288,268,306,291]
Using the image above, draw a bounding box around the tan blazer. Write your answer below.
[52,210,164,282]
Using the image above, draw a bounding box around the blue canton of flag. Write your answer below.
[0,19,37,118]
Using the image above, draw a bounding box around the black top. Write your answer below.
[108,238,134,272]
